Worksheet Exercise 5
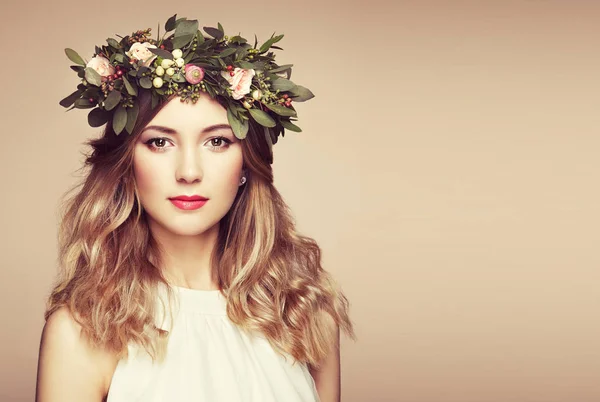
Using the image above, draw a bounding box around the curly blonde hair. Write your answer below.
[45,92,356,368]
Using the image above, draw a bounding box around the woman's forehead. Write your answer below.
[145,95,229,133]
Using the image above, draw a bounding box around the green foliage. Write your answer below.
[60,13,314,146]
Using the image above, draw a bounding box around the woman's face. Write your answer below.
[133,94,244,237]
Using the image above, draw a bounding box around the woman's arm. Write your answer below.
[35,307,118,402]
[308,313,341,402]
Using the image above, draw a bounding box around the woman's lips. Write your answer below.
[169,198,208,210]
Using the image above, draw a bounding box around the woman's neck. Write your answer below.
[149,219,221,290]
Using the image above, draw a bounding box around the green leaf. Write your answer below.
[218,48,237,58]
[270,64,293,74]
[107,38,120,49]
[171,34,194,49]
[172,72,186,83]
[84,67,102,86]
[218,22,224,33]
[87,107,111,127]
[249,108,276,127]
[288,85,314,102]
[281,119,302,132]
[227,107,249,139]
[259,34,284,53]
[252,61,269,71]
[175,19,199,37]
[149,47,173,59]
[82,88,100,98]
[136,66,150,77]
[235,47,248,61]
[112,106,127,135]
[263,103,297,117]
[140,77,152,89]
[59,89,83,108]
[74,98,95,109]
[104,90,122,110]
[203,26,223,40]
[237,61,254,69]
[196,30,205,43]
[270,78,296,92]
[122,76,137,96]
[113,53,125,63]
[229,35,247,44]
[65,48,86,66]
[125,102,139,134]
[165,14,177,31]
[70,65,85,72]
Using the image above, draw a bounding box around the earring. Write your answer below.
[239,176,247,185]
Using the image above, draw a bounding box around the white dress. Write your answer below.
[107,284,321,402]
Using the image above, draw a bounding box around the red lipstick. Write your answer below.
[169,195,208,210]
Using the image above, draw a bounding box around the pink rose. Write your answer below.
[221,68,255,100]
[184,65,205,84]
[126,42,157,67]
[86,55,115,77]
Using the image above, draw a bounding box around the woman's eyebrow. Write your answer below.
[140,124,233,136]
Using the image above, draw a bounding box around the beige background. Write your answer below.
[1,1,599,401]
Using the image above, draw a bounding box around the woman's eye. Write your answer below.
[207,136,232,151]
[144,136,232,152]
[145,137,171,152]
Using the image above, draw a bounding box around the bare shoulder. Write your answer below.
[36,306,119,402]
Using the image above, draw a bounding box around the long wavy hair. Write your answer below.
[45,91,356,368]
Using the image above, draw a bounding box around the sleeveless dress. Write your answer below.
[106,284,321,402]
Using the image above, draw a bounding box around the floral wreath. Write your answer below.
[60,14,314,147]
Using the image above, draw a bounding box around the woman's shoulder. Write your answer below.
[37,306,119,401]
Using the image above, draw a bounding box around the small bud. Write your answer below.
[175,58,185,68]
[166,67,175,76]
[172,49,183,59]
[161,59,175,69]
[252,90,262,100]
[155,66,165,76]
[243,100,252,109]
[153,77,164,88]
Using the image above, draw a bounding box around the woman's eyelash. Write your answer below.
[207,136,233,150]
[143,136,232,152]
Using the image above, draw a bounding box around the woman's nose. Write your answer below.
[175,148,203,183]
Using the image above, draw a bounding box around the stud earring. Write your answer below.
[239,176,247,185]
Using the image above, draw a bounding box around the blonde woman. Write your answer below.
[35,16,355,402]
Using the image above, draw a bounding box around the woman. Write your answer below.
[35,15,355,402]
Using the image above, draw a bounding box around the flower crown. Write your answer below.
[60,14,314,146]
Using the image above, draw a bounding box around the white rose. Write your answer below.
[126,42,157,67]
[172,49,183,59]
[221,68,256,100]
[175,58,185,68]
[86,55,115,77]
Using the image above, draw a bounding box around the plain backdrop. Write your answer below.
[1,1,599,401]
